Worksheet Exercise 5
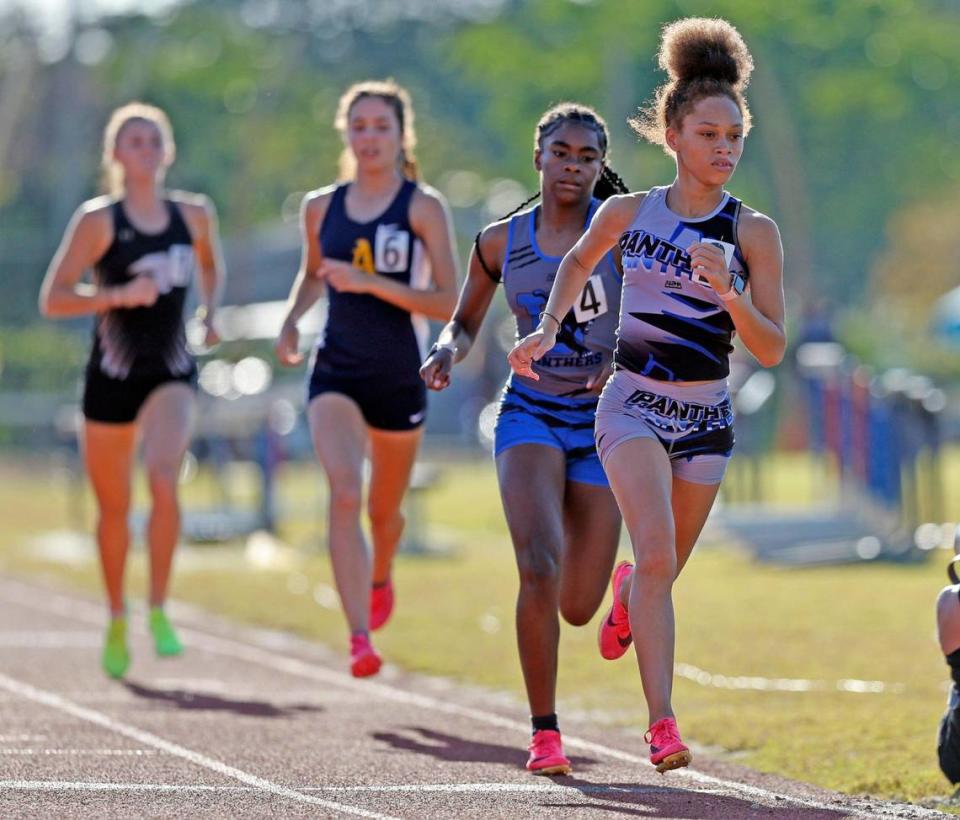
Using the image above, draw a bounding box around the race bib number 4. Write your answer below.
[374,225,411,273]
[573,274,609,323]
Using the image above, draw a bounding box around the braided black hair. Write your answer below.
[475,102,629,283]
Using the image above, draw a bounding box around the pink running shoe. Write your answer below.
[349,633,382,678]
[370,579,394,632]
[645,716,692,774]
[597,561,633,660]
[525,729,572,776]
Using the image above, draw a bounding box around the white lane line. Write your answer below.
[306,783,723,795]
[0,780,709,796]
[0,749,157,756]
[0,578,944,820]
[0,781,252,792]
[675,662,906,695]
[0,734,46,742]
[0,631,100,648]
[0,673,397,820]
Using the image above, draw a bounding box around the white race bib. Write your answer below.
[374,224,411,273]
[128,246,195,294]
[573,274,609,324]
[695,239,736,285]
[707,239,735,268]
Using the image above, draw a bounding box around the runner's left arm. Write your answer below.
[688,210,785,367]
[181,195,226,346]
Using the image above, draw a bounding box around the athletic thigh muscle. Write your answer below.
[496,444,567,568]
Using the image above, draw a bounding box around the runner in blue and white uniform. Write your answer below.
[510,19,786,773]
[421,103,628,775]
[276,80,458,678]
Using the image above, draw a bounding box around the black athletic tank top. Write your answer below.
[89,200,196,380]
[314,179,429,381]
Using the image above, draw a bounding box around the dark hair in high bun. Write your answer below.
[630,17,754,151]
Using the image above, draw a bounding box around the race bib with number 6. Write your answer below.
[573,274,609,323]
[374,224,411,273]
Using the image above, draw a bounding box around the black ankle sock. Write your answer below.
[531,713,559,734]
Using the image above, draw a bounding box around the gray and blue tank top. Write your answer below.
[503,201,621,398]
[615,186,748,383]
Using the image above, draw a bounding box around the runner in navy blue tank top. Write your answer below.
[421,103,628,774]
[276,80,458,678]
[39,103,225,680]
[510,19,786,772]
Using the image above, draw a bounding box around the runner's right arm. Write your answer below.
[39,201,157,318]
[276,192,330,366]
[420,222,506,391]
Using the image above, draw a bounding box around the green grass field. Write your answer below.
[1,452,958,811]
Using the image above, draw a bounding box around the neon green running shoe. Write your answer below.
[149,607,183,657]
[101,617,130,679]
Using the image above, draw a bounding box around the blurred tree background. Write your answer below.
[1,0,959,386]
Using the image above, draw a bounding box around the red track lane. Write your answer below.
[0,576,948,819]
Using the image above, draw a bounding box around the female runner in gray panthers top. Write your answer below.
[510,18,786,773]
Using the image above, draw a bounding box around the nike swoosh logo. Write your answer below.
[408,410,425,424]
[606,614,632,647]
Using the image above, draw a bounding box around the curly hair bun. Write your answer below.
[659,17,754,91]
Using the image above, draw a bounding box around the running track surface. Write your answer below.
[0,575,948,819]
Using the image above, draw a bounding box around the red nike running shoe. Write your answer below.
[646,716,692,774]
[370,579,394,632]
[349,632,382,678]
[525,729,572,776]
[597,560,633,660]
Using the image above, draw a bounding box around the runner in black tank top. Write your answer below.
[83,199,197,423]
[313,178,427,384]
[39,103,225,681]
[276,81,458,678]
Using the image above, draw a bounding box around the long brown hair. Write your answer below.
[100,102,175,197]
[334,79,418,181]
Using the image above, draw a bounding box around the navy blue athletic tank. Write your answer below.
[89,200,196,380]
[315,179,429,381]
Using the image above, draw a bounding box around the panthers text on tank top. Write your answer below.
[615,186,749,383]
[89,200,196,380]
[315,179,430,381]
[502,200,621,398]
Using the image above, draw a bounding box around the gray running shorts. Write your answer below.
[594,369,734,485]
